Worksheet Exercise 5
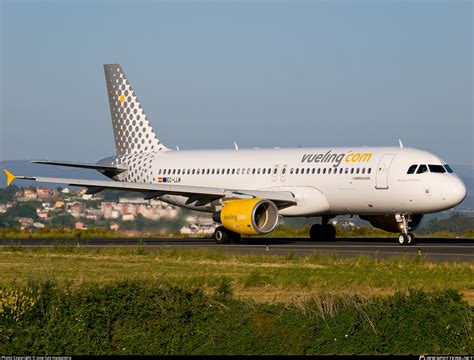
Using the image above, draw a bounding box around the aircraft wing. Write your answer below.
[4,170,296,207]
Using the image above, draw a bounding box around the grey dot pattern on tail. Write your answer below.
[105,64,166,155]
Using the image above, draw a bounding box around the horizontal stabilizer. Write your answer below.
[31,160,127,173]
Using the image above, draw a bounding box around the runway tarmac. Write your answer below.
[1,237,473,262]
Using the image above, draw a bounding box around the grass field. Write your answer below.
[1,224,473,239]
[1,246,472,354]
[1,246,473,305]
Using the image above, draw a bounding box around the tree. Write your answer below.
[0,185,20,203]
[49,214,76,228]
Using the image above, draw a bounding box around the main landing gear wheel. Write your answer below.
[213,226,241,244]
[309,224,336,241]
[214,226,230,244]
[309,224,321,240]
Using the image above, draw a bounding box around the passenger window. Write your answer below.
[257,168,261,174]
[322,168,326,174]
[232,169,235,175]
[262,168,266,175]
[317,168,321,174]
[428,165,446,173]
[295,168,299,175]
[301,168,304,174]
[247,168,251,175]
[345,168,349,174]
[306,168,310,174]
[177,169,181,175]
[192,169,195,175]
[173,169,176,175]
[290,168,294,174]
[416,165,428,174]
[226,169,230,174]
[273,168,277,174]
[237,168,240,175]
[312,168,315,174]
[282,168,286,174]
[407,165,417,174]
[339,168,343,174]
[212,169,216,175]
[328,168,332,174]
[351,168,354,174]
[268,168,271,174]
[368,168,371,174]
[444,164,454,173]
[356,168,360,174]
[252,169,255,175]
[361,168,365,174]
[158,169,162,175]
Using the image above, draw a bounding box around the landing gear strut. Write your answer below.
[309,216,336,241]
[397,215,416,246]
[213,226,241,244]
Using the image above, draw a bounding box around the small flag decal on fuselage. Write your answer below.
[157,177,181,183]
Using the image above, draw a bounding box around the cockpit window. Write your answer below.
[407,165,417,174]
[444,164,454,173]
[428,165,446,173]
[416,164,428,174]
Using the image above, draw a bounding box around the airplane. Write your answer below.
[3,64,467,245]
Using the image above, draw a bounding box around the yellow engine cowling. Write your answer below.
[215,198,279,236]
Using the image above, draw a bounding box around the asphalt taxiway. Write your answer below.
[1,237,473,262]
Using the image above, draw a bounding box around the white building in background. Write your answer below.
[101,198,182,220]
[180,223,218,236]
[122,214,135,221]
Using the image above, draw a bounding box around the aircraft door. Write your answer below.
[375,154,396,189]
[280,165,288,182]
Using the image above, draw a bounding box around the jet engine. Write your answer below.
[359,215,424,233]
[213,198,279,235]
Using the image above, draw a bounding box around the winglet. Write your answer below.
[3,169,16,187]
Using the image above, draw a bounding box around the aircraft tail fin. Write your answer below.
[103,64,169,155]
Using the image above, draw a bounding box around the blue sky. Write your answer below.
[1,0,472,166]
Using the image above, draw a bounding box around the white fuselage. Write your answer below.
[103,146,466,217]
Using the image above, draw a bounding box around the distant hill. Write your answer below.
[1,159,472,210]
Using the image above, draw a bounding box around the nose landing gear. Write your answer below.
[397,214,416,246]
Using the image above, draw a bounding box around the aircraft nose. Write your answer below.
[445,177,467,207]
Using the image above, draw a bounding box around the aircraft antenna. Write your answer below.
[234,142,239,150]
[398,139,404,148]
